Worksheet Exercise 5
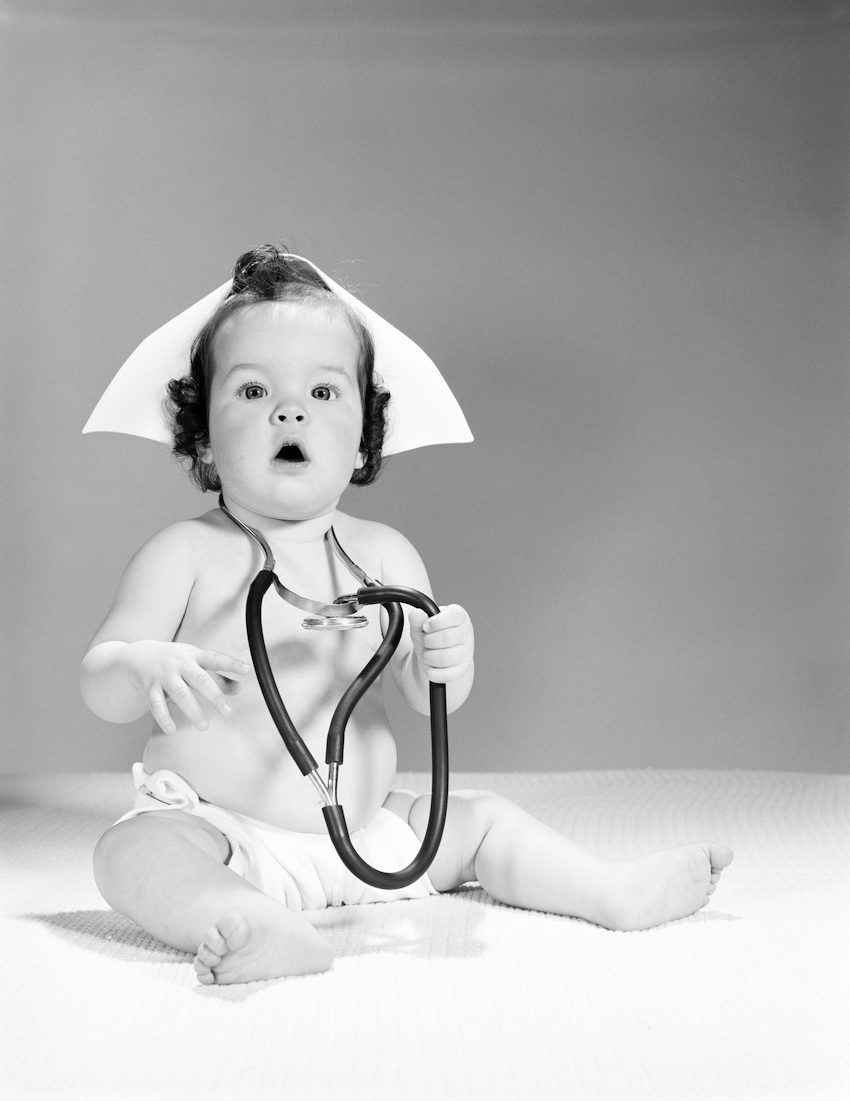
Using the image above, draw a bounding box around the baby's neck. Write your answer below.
[221,500,337,546]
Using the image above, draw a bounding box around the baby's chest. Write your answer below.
[180,563,385,679]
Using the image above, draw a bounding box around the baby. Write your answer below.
[81,247,733,986]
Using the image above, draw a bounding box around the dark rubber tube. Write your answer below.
[246,570,318,777]
[322,677,448,889]
[245,574,450,889]
[325,599,404,767]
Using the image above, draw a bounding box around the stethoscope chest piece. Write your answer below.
[302,614,369,630]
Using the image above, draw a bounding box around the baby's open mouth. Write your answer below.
[275,443,307,463]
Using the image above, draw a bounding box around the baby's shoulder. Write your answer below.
[333,513,417,560]
[333,513,427,587]
[128,509,226,573]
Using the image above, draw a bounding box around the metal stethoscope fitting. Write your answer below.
[220,497,449,890]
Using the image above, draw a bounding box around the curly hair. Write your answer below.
[167,246,391,492]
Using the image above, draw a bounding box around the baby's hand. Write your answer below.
[408,604,474,684]
[124,641,251,734]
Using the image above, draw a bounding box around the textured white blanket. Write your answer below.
[3,770,848,1100]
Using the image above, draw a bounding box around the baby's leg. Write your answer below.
[407,791,733,931]
[93,811,333,984]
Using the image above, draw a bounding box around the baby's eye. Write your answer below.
[239,383,267,400]
[312,385,338,401]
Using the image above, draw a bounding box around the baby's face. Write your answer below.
[203,300,364,523]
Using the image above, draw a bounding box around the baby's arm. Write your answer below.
[375,527,474,716]
[80,523,249,732]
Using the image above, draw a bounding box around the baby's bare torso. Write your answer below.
[142,510,398,832]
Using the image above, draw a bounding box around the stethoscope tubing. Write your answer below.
[245,571,449,890]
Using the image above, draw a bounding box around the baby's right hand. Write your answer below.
[123,641,251,734]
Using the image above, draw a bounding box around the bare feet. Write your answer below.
[194,903,334,985]
[588,842,734,932]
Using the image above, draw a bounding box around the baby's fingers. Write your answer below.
[208,672,242,697]
[422,605,473,653]
[194,651,250,703]
[418,645,474,676]
[422,604,468,633]
[421,623,466,650]
[407,609,428,654]
[407,609,428,634]
[148,686,177,735]
[196,650,251,677]
[180,663,237,719]
[418,652,474,683]
[163,674,212,730]
[419,642,469,666]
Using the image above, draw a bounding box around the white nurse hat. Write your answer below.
[82,254,473,456]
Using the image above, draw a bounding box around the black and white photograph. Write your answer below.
[2,2,847,1098]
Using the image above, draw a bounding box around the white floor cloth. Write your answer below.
[3,769,848,1100]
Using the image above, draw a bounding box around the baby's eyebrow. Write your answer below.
[220,363,264,381]
[221,363,355,382]
[309,364,357,383]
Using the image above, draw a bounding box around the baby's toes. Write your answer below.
[215,910,252,952]
[196,940,222,968]
[200,923,229,957]
[195,963,218,985]
[708,843,734,873]
[194,925,228,983]
[194,953,219,984]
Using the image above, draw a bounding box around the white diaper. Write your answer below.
[116,764,437,911]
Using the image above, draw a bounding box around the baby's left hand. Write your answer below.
[408,604,474,683]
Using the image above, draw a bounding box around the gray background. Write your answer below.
[2,1,847,774]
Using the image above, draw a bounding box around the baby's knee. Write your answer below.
[93,811,228,893]
[93,819,137,898]
[94,816,140,866]
[448,788,517,835]
[412,788,514,862]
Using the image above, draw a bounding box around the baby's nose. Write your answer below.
[273,398,307,423]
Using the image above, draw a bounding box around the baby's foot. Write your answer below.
[590,842,733,932]
[194,903,334,985]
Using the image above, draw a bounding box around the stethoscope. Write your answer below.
[219,497,448,890]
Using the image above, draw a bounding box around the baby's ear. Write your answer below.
[353,450,365,471]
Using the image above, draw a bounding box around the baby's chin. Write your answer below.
[219,484,348,528]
